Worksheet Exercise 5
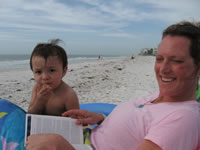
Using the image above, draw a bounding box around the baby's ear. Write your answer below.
[63,66,67,76]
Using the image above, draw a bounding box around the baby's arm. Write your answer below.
[28,84,52,114]
[64,86,80,111]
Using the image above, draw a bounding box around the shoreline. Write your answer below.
[0,56,158,111]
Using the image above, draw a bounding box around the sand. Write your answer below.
[0,56,158,111]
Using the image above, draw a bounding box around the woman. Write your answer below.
[26,21,200,150]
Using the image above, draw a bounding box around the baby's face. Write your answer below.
[31,56,66,89]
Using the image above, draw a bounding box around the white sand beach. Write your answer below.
[0,56,158,111]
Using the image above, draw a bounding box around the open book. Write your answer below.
[25,114,92,150]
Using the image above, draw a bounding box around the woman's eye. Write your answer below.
[172,60,184,63]
[156,58,163,62]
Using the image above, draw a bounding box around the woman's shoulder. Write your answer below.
[165,100,200,117]
[155,102,200,127]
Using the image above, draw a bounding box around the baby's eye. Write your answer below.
[50,69,55,72]
[34,70,41,74]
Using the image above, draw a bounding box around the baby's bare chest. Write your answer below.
[45,97,67,116]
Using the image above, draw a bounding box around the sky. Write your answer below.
[0,0,199,56]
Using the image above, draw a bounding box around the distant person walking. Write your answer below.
[131,55,135,59]
[98,55,103,60]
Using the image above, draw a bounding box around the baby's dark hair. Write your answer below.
[30,39,68,70]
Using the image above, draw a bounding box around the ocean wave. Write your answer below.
[0,59,30,70]
[0,55,120,70]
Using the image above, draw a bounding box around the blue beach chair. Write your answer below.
[80,102,117,127]
[0,99,26,150]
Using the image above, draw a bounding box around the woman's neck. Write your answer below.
[153,94,196,104]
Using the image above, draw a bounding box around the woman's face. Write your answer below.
[155,35,200,99]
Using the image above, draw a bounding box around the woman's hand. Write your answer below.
[26,134,75,150]
[62,109,105,125]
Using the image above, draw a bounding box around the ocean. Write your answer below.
[0,54,119,70]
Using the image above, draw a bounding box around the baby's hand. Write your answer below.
[33,83,53,102]
[40,84,53,96]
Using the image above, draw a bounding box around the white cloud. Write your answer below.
[101,33,136,38]
[0,0,199,54]
[0,0,199,30]
[134,0,199,22]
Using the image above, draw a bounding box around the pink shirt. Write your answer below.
[90,92,200,150]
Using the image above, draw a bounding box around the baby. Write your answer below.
[28,39,79,116]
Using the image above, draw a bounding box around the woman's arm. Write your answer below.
[137,140,162,150]
[62,109,105,125]
[26,134,75,150]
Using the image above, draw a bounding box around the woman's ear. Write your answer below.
[196,66,200,80]
[197,63,200,75]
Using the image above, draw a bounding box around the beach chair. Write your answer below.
[80,102,117,117]
[0,99,26,150]
[80,102,117,127]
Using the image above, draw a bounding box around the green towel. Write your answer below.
[197,86,200,102]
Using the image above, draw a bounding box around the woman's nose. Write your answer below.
[160,61,171,74]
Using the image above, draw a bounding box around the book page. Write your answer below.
[25,114,83,144]
[72,144,93,150]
